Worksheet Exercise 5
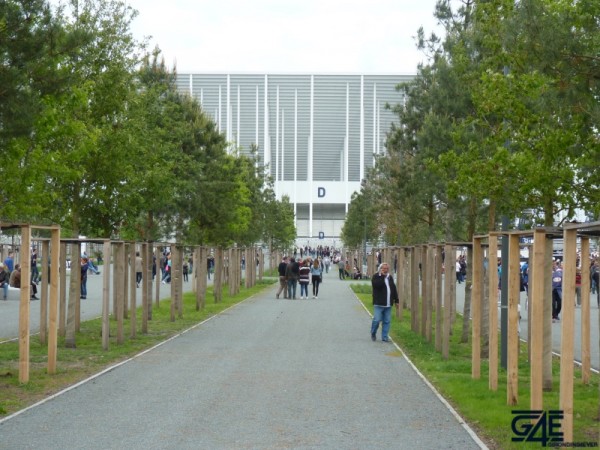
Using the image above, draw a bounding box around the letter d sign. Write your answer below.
[318,187,326,198]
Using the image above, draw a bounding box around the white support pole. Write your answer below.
[226,75,231,143]
[237,84,240,149]
[255,85,259,147]
[263,75,270,176]
[373,82,376,165]
[276,85,280,187]
[218,85,222,133]
[360,75,365,182]
[345,82,350,213]
[309,75,314,239]
[189,74,193,95]
[281,109,285,181]
[294,88,298,222]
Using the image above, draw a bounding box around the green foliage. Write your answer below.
[0,0,296,246]
[344,0,600,246]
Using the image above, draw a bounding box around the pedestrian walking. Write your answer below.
[298,260,311,299]
[311,259,322,298]
[276,256,289,299]
[370,262,399,342]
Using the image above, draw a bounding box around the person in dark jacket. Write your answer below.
[81,257,89,299]
[0,263,9,300]
[276,256,289,299]
[9,264,39,300]
[285,257,299,299]
[370,262,399,342]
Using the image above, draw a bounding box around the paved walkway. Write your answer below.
[0,270,485,449]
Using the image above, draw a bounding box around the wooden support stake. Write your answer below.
[488,235,499,391]
[443,244,453,360]
[102,241,111,350]
[48,228,60,374]
[472,237,483,379]
[559,228,577,442]
[507,233,520,405]
[580,238,591,384]
[130,243,137,339]
[18,225,31,383]
[39,240,49,345]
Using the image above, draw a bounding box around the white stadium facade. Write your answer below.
[175,73,412,246]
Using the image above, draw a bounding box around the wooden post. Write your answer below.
[130,243,137,339]
[396,248,404,319]
[198,247,207,310]
[154,246,161,310]
[507,233,520,405]
[411,247,419,333]
[488,234,499,391]
[580,237,590,384]
[123,243,129,320]
[529,229,545,409]
[443,244,453,360]
[39,240,49,345]
[176,245,183,318]
[229,248,236,296]
[65,243,81,348]
[472,237,483,379]
[141,243,149,334]
[435,245,443,352]
[426,245,434,342]
[48,228,60,374]
[420,245,428,338]
[59,241,67,337]
[116,242,124,344]
[559,227,577,442]
[112,243,118,318]
[170,246,177,322]
[75,244,81,332]
[216,247,225,302]
[18,225,31,383]
[194,247,202,310]
[102,240,111,350]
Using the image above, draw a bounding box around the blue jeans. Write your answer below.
[287,279,297,298]
[1,282,7,299]
[371,305,392,341]
[300,283,308,298]
[81,278,87,298]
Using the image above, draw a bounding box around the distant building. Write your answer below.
[176,73,412,245]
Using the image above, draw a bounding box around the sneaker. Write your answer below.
[31,296,39,300]
[315,296,318,299]
[371,333,376,342]
[382,338,390,342]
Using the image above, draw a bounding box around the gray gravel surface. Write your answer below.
[0,273,485,450]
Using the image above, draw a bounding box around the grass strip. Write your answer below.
[351,284,599,450]
[0,279,275,417]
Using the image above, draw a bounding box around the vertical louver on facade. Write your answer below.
[175,73,412,243]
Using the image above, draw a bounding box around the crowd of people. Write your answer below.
[276,256,324,300]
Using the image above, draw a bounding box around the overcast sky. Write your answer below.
[123,0,447,75]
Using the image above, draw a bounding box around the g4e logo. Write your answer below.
[511,410,563,447]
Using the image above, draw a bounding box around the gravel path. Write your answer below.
[0,272,486,449]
